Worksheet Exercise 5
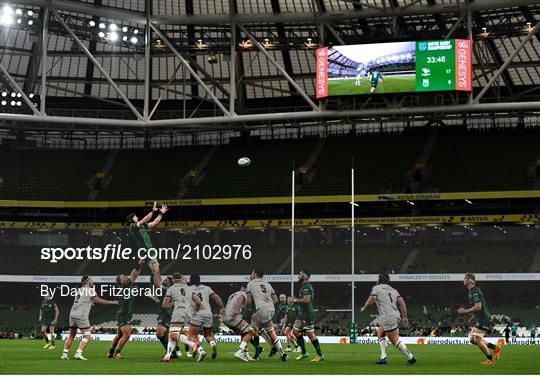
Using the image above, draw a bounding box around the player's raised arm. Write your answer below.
[148,205,168,229]
[137,202,158,227]
[129,259,145,283]
[396,296,409,327]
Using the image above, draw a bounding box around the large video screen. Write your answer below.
[316,39,472,98]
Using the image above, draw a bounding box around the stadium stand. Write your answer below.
[184,139,316,198]
[0,147,108,200]
[427,128,540,192]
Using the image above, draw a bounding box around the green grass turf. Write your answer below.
[1,340,539,374]
[328,74,416,96]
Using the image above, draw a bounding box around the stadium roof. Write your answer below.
[0,0,539,132]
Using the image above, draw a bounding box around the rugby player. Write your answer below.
[292,270,324,362]
[368,69,384,94]
[458,273,501,365]
[38,292,59,349]
[360,273,416,365]
[283,296,301,352]
[107,259,145,359]
[61,276,117,360]
[246,268,287,362]
[186,274,224,361]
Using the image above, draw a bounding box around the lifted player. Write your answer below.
[458,273,501,365]
[361,273,416,365]
[61,276,117,360]
[246,268,287,362]
[292,270,324,362]
[38,292,59,349]
[161,273,195,362]
[186,274,225,361]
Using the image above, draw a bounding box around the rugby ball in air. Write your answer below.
[238,157,251,167]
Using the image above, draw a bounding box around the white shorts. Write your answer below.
[378,314,400,332]
[171,308,191,325]
[189,311,213,329]
[223,314,251,334]
[69,314,90,329]
[252,306,275,331]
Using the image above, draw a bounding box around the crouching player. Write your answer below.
[61,276,117,360]
[360,273,416,365]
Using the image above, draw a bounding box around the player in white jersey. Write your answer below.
[222,287,257,362]
[61,276,118,360]
[160,273,196,362]
[185,274,224,361]
[360,273,416,366]
[246,268,288,362]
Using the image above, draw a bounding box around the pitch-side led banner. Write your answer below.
[59,334,538,346]
[316,39,473,97]
[2,273,539,283]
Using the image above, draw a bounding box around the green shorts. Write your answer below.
[294,311,315,331]
[474,316,494,331]
[116,313,133,327]
[41,320,55,327]
[157,310,172,328]
[286,321,296,329]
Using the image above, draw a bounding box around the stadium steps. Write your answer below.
[399,248,420,273]
[87,150,119,200]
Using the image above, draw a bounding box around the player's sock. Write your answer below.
[486,342,497,350]
[158,336,168,351]
[379,337,388,359]
[184,344,189,352]
[485,353,493,360]
[63,349,69,355]
[179,334,195,350]
[396,340,413,360]
[272,338,285,355]
[44,336,49,344]
[108,347,115,355]
[49,333,55,345]
[239,341,248,351]
[250,336,260,356]
[166,340,176,357]
[296,335,307,354]
[311,339,323,356]
[75,349,83,356]
[260,330,272,344]
[114,348,121,354]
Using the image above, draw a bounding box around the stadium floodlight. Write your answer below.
[16,101,21,106]
[122,35,128,41]
[109,31,118,41]
[130,36,137,44]
[10,100,15,106]
[133,29,138,34]
[0,100,5,105]
[10,92,15,97]
[89,20,95,27]
[98,31,105,38]
[29,93,34,98]
[99,22,105,29]
[2,5,13,15]
[1,92,6,97]
[27,10,32,16]
[0,14,13,26]
[16,92,21,97]
[109,23,117,31]
[15,8,21,15]
[122,26,128,32]
[27,19,32,25]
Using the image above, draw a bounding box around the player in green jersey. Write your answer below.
[283,296,301,352]
[458,273,502,365]
[369,69,384,94]
[38,293,59,349]
[292,270,324,362]
[107,259,145,359]
[275,294,287,331]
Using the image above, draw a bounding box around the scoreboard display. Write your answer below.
[316,39,472,98]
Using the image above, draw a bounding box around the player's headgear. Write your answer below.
[377,273,390,284]
[172,272,182,280]
[126,213,136,223]
[189,274,201,286]
[465,272,476,281]
[253,268,265,278]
